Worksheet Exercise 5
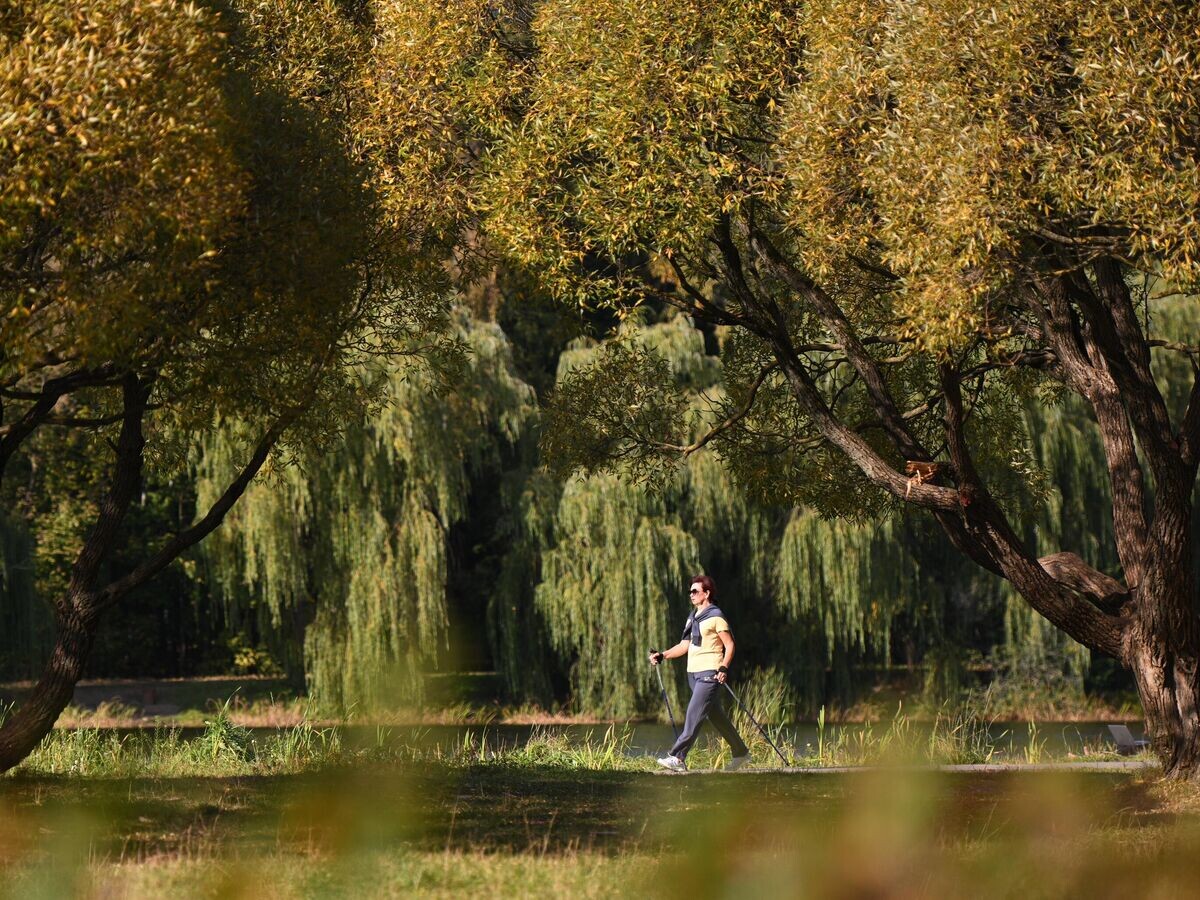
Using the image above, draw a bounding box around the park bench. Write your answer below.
[1107,724,1151,755]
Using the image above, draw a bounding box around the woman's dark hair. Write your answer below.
[690,574,716,598]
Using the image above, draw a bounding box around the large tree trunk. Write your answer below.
[0,376,145,774]
[1128,624,1200,779]
[1125,493,1200,778]
[0,607,97,772]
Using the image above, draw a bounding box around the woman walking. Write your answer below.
[649,575,749,772]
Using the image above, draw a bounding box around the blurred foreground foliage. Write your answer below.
[2,749,1200,899]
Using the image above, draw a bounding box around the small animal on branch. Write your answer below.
[905,461,945,498]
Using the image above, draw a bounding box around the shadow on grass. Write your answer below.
[6,764,1200,897]
[0,766,1171,861]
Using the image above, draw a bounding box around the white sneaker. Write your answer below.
[724,754,750,772]
[656,755,687,772]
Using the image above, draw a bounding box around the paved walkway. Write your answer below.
[660,760,1158,775]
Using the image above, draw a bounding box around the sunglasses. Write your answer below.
[689,587,703,595]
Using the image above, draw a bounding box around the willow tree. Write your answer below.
[525,318,716,716]
[196,311,537,710]
[0,0,445,770]
[369,0,1200,776]
[521,314,974,717]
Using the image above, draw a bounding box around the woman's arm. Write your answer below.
[649,639,691,665]
[715,631,735,682]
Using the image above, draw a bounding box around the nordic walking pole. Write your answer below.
[649,649,679,739]
[722,682,790,767]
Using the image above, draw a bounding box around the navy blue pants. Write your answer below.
[669,670,749,761]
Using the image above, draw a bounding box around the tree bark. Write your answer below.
[0,608,97,771]
[1127,624,1200,779]
[1124,486,1200,778]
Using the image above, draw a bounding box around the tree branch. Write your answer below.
[650,268,752,331]
[1028,225,1123,250]
[40,412,135,429]
[651,363,777,455]
[938,362,983,499]
[0,364,122,484]
[1181,370,1200,475]
[1037,552,1131,612]
[1029,276,1151,586]
[91,410,299,611]
[711,215,790,342]
[1069,262,1177,473]
[740,218,931,463]
[771,341,962,512]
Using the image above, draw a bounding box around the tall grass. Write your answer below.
[794,702,998,767]
[9,698,1142,779]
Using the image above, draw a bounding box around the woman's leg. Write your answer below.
[705,688,749,757]
[668,672,709,761]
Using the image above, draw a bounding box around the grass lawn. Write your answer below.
[3,759,1200,898]
[0,710,1179,897]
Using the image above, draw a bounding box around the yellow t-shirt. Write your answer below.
[686,611,731,673]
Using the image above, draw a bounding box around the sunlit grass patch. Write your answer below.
[7,694,1154,782]
[62,850,655,899]
[45,696,622,730]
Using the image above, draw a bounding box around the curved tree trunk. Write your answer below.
[0,375,147,774]
[0,608,97,772]
[0,394,293,775]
